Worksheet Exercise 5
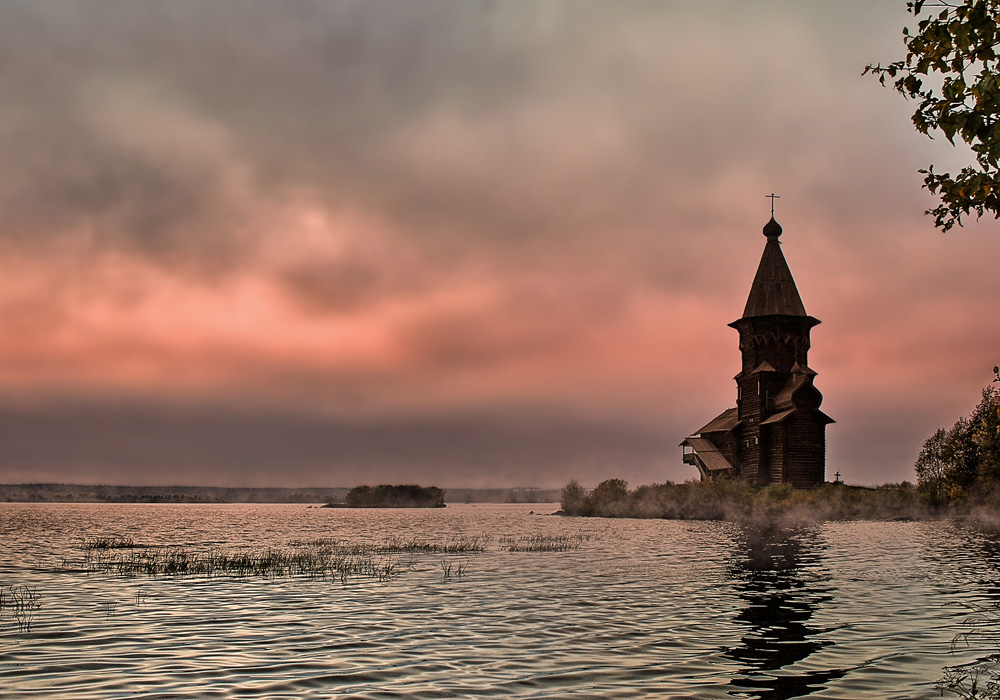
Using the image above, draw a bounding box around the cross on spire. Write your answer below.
[766,192,780,216]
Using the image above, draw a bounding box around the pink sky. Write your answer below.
[0,1,997,488]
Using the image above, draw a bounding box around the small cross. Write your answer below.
[766,193,780,216]
[834,471,841,483]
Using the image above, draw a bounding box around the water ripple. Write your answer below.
[1,505,999,698]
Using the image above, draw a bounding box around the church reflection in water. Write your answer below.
[724,524,847,699]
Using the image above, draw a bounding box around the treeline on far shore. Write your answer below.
[558,478,1000,525]
[0,484,351,504]
[0,483,559,504]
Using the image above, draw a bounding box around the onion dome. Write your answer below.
[763,216,782,238]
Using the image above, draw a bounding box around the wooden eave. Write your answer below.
[691,407,740,435]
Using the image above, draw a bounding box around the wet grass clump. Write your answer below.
[288,535,492,554]
[66,529,596,585]
[497,534,589,552]
[938,600,1000,699]
[0,585,41,632]
[440,560,469,580]
[77,545,396,583]
[82,536,136,550]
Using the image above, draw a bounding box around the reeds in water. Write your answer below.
[938,600,1000,698]
[82,536,136,550]
[288,535,492,554]
[77,545,397,583]
[1,585,41,632]
[440,560,469,580]
[67,530,593,584]
[497,534,589,552]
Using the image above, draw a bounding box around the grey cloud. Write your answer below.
[0,0,977,488]
[279,256,396,314]
[0,399,672,488]
[0,1,903,274]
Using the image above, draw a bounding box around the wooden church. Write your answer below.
[680,214,833,488]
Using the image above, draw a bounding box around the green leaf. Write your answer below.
[868,0,1000,230]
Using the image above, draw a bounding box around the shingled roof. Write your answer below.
[679,437,734,472]
[741,217,808,318]
[691,407,740,435]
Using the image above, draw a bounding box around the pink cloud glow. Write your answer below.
[0,1,998,487]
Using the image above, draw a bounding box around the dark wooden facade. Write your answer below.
[681,216,833,488]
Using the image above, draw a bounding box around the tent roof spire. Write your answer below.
[741,215,807,318]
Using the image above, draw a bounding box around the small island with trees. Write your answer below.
[326,484,446,509]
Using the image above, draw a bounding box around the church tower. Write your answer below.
[681,215,833,488]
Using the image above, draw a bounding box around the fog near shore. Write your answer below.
[560,479,980,525]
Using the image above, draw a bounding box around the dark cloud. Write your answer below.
[0,399,672,488]
[0,2,551,256]
[0,0,910,273]
[0,0,996,488]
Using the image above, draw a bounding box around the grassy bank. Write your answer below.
[559,479,969,522]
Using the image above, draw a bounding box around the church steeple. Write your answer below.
[741,216,808,318]
[727,213,831,486]
[683,207,832,489]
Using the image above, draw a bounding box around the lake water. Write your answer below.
[1,503,999,699]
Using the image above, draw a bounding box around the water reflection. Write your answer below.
[725,523,846,699]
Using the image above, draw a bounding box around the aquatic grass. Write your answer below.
[66,530,586,586]
[439,536,492,553]
[289,535,492,554]
[497,534,590,552]
[440,560,470,581]
[76,544,397,583]
[1,584,41,632]
[82,535,136,550]
[939,600,1000,699]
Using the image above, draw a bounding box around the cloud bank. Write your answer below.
[0,0,996,487]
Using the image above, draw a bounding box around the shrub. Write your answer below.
[343,484,445,508]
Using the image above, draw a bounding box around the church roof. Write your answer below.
[679,437,735,471]
[760,407,835,426]
[741,217,808,318]
[760,408,796,425]
[692,407,740,435]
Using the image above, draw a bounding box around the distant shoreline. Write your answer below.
[0,483,560,505]
[320,503,446,509]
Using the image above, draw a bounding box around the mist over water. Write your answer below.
[1,503,998,699]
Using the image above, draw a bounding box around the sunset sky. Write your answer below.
[1,0,998,489]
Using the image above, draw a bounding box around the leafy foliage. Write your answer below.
[915,386,1000,500]
[866,0,1000,230]
[344,484,445,508]
[915,427,950,503]
[559,480,589,514]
